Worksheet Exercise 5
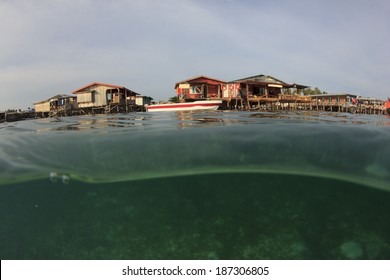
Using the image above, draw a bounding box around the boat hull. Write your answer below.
[146,100,222,112]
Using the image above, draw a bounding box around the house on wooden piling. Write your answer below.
[221,74,309,109]
[175,76,227,99]
[174,74,309,109]
[226,74,308,99]
[309,93,385,113]
[310,93,357,107]
[34,94,77,117]
[72,82,139,113]
[135,96,154,109]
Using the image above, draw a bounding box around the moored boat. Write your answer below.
[145,100,222,112]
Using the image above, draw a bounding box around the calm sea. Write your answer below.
[0,111,389,259]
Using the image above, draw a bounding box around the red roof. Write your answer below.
[174,75,227,89]
[72,82,126,94]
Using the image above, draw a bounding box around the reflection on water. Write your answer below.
[1,111,388,133]
[34,115,152,131]
[0,111,389,191]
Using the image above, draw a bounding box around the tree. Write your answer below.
[168,96,180,103]
[302,87,327,95]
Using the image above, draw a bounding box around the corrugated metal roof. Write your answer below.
[231,74,287,84]
[231,74,308,89]
[310,93,358,97]
[72,82,139,95]
[34,94,75,104]
[72,82,125,93]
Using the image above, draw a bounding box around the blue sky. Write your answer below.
[1,0,389,110]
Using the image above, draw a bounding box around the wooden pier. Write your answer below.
[212,95,387,115]
[42,96,383,117]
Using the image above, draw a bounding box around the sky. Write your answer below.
[0,0,389,110]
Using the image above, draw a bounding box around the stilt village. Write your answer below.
[1,74,390,122]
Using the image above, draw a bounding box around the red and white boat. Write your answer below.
[145,100,222,112]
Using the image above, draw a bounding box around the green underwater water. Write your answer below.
[0,174,389,259]
[0,111,389,259]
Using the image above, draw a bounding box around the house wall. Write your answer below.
[176,78,224,98]
[184,84,221,98]
[68,98,78,109]
[207,85,219,98]
[189,85,203,98]
[177,83,190,97]
[222,84,240,98]
[311,95,353,105]
[136,97,143,106]
[113,94,120,104]
[58,97,78,109]
[34,101,51,112]
[136,96,152,106]
[76,85,111,108]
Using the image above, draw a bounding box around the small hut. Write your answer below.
[136,96,154,107]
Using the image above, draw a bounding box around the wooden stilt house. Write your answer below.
[226,74,308,99]
[310,93,358,106]
[34,94,77,116]
[72,82,139,111]
[175,76,227,99]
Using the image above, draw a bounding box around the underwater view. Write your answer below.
[0,111,389,259]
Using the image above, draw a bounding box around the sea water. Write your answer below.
[0,111,389,259]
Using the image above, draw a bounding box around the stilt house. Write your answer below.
[175,76,227,99]
[72,82,139,109]
[136,96,154,107]
[310,93,358,106]
[226,74,307,99]
[34,94,77,115]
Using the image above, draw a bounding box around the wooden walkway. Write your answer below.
[33,96,387,118]
[212,95,387,115]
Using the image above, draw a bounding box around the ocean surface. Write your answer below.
[0,111,389,259]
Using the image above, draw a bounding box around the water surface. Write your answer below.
[0,111,389,259]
